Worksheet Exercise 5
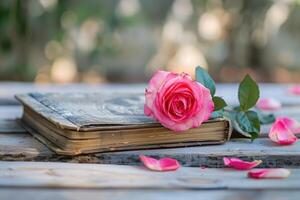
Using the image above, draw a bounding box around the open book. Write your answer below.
[16,93,232,155]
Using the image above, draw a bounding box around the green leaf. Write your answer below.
[196,66,216,96]
[210,110,223,119]
[233,106,241,112]
[238,74,259,111]
[236,110,260,141]
[223,109,236,121]
[223,110,250,138]
[256,110,276,125]
[250,132,259,141]
[212,96,227,111]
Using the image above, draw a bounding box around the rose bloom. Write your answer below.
[144,70,214,132]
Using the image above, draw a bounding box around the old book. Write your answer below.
[16,93,232,155]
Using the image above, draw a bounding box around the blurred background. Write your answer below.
[1,0,300,84]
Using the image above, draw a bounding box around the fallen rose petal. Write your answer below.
[223,157,262,170]
[139,155,180,171]
[256,98,281,111]
[269,118,297,145]
[289,85,300,96]
[248,168,290,179]
[278,117,300,134]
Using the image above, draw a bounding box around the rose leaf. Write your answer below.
[196,66,216,96]
[212,96,227,111]
[236,110,260,141]
[238,74,260,111]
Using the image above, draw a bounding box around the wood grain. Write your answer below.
[0,120,26,133]
[97,138,300,167]
[1,131,300,167]
[1,189,300,200]
[0,161,299,190]
[0,82,300,197]
[0,106,23,120]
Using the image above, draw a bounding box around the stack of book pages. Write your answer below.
[16,93,232,155]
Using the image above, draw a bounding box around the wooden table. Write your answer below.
[0,82,300,200]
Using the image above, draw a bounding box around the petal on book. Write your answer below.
[139,155,180,171]
[223,157,262,170]
[248,169,290,179]
[269,118,298,145]
[256,98,281,111]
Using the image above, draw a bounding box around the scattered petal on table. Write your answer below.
[248,168,290,179]
[223,157,262,170]
[278,117,300,134]
[256,98,281,111]
[269,118,297,145]
[289,85,300,96]
[139,155,180,171]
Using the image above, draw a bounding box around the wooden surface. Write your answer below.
[2,189,300,200]
[0,161,300,190]
[0,82,300,199]
[0,161,299,200]
[2,131,300,167]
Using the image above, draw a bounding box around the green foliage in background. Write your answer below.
[1,0,300,82]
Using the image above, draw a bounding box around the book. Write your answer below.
[16,93,232,155]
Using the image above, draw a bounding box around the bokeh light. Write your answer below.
[1,0,300,83]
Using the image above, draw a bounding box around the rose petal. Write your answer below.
[148,70,171,94]
[139,155,180,171]
[144,70,214,132]
[144,104,153,117]
[248,168,290,179]
[278,117,300,134]
[256,98,281,111]
[289,85,300,96]
[223,157,262,170]
[269,118,298,145]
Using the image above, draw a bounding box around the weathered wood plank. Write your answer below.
[0,133,52,161]
[1,189,299,200]
[272,107,300,121]
[0,120,26,133]
[0,106,23,120]
[97,138,300,167]
[0,161,299,190]
[1,132,300,167]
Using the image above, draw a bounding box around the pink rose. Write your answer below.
[144,70,214,132]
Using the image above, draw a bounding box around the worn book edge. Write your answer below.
[19,119,231,156]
